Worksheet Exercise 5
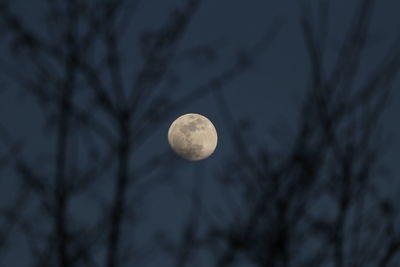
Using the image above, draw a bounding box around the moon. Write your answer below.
[168,113,218,161]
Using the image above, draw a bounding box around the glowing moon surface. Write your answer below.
[168,113,218,161]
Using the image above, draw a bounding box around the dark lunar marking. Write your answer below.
[194,118,207,130]
[179,118,207,136]
[181,143,203,160]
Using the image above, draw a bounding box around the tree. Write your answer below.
[167,1,400,266]
[0,0,281,266]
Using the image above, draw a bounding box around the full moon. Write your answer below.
[168,113,218,161]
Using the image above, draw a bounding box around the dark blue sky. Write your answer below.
[0,0,399,266]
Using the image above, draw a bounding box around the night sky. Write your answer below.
[0,0,400,266]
